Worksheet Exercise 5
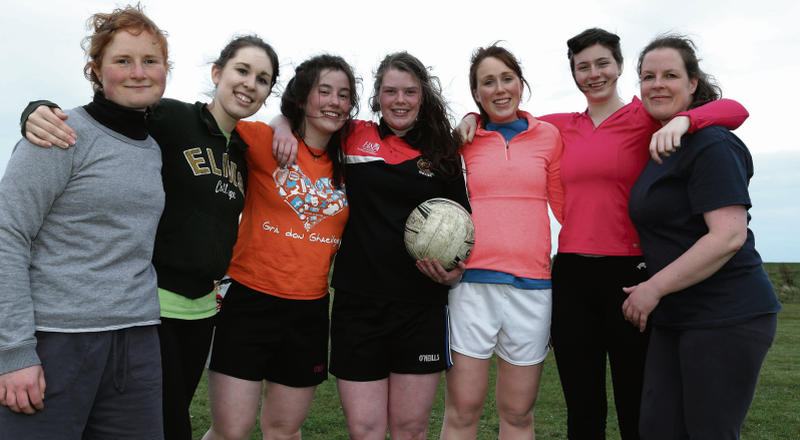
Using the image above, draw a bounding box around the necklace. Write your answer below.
[300,135,325,161]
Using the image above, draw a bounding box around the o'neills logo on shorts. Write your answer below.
[358,141,380,155]
[419,354,440,362]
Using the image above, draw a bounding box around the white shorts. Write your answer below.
[448,282,551,366]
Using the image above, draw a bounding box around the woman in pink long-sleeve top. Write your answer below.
[548,29,748,440]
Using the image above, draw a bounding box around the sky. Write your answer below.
[1,0,798,261]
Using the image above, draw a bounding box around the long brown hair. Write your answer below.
[281,54,360,188]
[370,52,461,180]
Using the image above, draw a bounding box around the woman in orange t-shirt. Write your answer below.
[202,55,357,440]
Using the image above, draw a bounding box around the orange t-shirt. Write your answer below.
[227,121,349,300]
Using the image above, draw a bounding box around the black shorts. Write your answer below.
[329,289,451,381]
[209,279,329,387]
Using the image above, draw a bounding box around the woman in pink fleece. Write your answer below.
[434,43,564,440]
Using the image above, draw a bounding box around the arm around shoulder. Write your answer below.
[22,100,76,149]
[681,98,749,132]
[268,115,297,167]
[651,99,749,163]
[546,127,565,223]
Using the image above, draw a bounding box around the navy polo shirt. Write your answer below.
[629,126,781,329]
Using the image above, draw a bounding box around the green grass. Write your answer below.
[190,264,800,439]
[764,262,800,304]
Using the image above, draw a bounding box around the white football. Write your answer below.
[404,198,475,270]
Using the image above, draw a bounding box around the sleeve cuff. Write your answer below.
[20,100,60,138]
[673,111,696,132]
[0,340,40,376]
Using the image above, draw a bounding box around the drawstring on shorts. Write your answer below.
[110,329,129,393]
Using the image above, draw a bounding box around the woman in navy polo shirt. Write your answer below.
[624,35,781,439]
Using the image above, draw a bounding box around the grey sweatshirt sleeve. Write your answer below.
[0,138,74,375]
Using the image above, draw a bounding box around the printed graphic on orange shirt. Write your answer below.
[273,165,347,231]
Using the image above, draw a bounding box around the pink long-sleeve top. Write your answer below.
[461,111,564,280]
[539,97,748,256]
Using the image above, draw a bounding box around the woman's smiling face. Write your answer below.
[93,29,167,110]
[639,47,698,124]
[379,68,422,133]
[472,56,523,125]
[572,43,622,104]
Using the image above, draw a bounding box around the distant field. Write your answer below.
[764,262,800,304]
[190,263,800,439]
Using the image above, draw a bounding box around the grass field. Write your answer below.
[189,263,800,439]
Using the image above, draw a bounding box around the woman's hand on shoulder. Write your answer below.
[416,258,465,286]
[272,128,297,167]
[26,106,76,149]
[649,116,690,164]
[455,114,478,144]
[269,115,297,167]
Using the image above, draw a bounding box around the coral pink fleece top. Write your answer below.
[461,111,564,280]
[539,97,748,256]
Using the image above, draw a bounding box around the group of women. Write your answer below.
[0,4,781,440]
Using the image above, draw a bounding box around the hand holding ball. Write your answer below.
[404,198,475,270]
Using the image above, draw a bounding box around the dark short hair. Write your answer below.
[566,28,623,74]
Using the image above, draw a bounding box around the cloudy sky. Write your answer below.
[1,0,798,261]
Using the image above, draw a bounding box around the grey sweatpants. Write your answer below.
[0,326,163,440]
